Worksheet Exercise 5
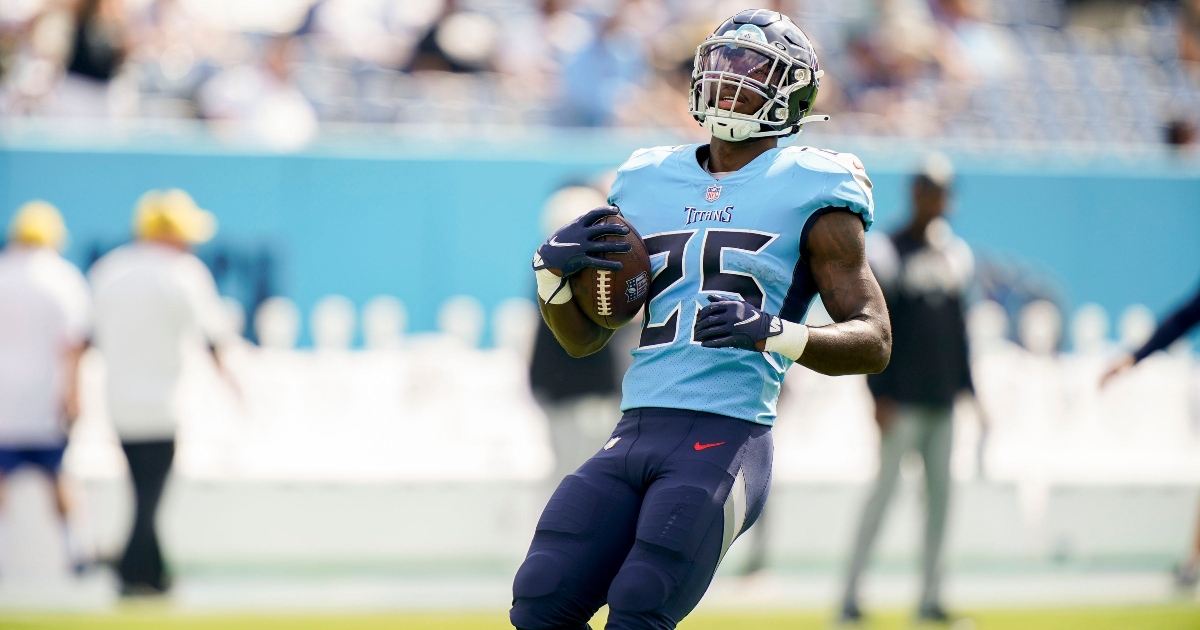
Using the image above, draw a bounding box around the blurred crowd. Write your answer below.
[2,0,1200,148]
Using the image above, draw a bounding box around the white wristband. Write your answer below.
[535,267,573,305]
[764,319,809,360]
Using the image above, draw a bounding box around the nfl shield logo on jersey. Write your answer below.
[705,185,722,203]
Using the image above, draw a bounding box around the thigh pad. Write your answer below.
[536,475,606,536]
[635,484,716,558]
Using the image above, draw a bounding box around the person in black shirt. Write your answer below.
[404,0,497,74]
[528,185,628,488]
[529,318,624,482]
[49,0,129,117]
[839,154,982,625]
[1101,280,1200,591]
[67,0,127,84]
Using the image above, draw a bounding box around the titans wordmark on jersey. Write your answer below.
[608,144,874,425]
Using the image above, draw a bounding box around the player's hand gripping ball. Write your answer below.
[694,295,783,351]
[569,211,650,330]
[534,206,651,330]
[535,206,632,277]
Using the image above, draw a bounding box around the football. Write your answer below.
[570,213,651,330]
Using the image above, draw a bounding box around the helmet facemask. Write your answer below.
[689,25,826,142]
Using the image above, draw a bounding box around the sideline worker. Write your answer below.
[90,189,235,595]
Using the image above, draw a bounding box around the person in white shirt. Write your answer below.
[90,189,233,596]
[0,201,91,573]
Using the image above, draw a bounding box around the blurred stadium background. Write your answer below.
[1,0,1199,628]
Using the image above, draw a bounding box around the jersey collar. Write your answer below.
[683,143,780,185]
[680,144,779,204]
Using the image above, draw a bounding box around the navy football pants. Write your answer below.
[511,407,773,630]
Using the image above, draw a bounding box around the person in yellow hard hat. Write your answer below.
[6,200,70,251]
[0,201,93,575]
[89,189,235,596]
[131,188,218,247]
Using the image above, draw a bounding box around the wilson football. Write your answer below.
[570,214,651,330]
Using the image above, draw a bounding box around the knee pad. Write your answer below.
[509,602,591,630]
[512,551,566,600]
[511,557,593,630]
[607,561,672,613]
[510,605,591,630]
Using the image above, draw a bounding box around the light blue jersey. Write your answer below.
[608,143,874,425]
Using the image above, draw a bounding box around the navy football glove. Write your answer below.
[533,206,631,277]
[694,295,783,351]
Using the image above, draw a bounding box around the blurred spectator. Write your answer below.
[1065,0,1138,29]
[1165,117,1197,151]
[1181,0,1200,65]
[614,12,704,132]
[0,201,91,574]
[1101,278,1200,592]
[835,0,944,136]
[839,154,986,625]
[89,189,235,596]
[556,1,649,127]
[129,0,221,118]
[0,0,1196,145]
[49,0,132,117]
[198,34,318,151]
[496,0,585,98]
[297,0,419,67]
[932,0,1016,84]
[406,0,498,73]
[1,4,72,115]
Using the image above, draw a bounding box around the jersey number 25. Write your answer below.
[639,229,778,348]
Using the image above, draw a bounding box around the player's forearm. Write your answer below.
[1132,287,1200,362]
[62,342,87,423]
[796,313,891,376]
[539,298,615,358]
[799,210,891,375]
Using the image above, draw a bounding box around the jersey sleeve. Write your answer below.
[59,262,92,346]
[1133,281,1200,362]
[606,168,625,208]
[41,256,91,347]
[819,152,874,230]
[606,148,651,208]
[178,256,234,345]
[607,146,678,208]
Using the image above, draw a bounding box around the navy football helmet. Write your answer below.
[689,9,827,142]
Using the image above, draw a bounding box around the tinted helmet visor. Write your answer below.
[699,43,779,85]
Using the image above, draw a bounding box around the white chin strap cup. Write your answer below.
[703,112,831,142]
[703,116,758,142]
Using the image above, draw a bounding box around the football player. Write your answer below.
[1101,279,1200,592]
[515,9,891,629]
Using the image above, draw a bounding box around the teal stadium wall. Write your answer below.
[1,133,1198,346]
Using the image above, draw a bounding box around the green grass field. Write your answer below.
[1,606,1199,630]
